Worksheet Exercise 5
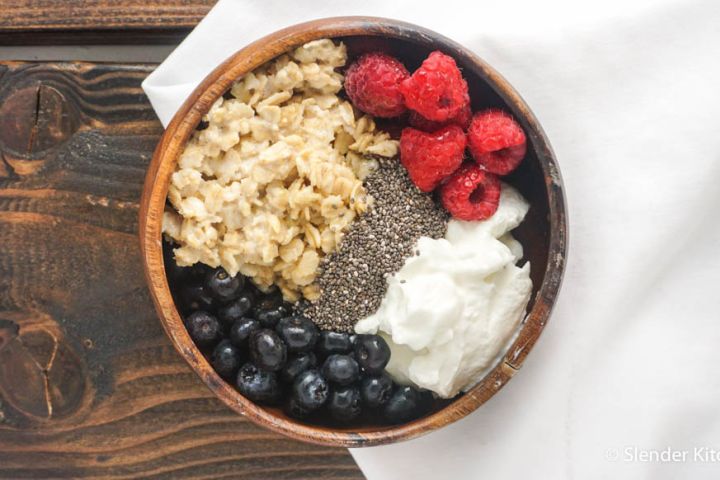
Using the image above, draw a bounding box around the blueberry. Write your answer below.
[281,352,317,383]
[178,283,214,313]
[189,262,213,281]
[236,362,281,404]
[229,317,260,347]
[251,286,283,316]
[204,267,243,303]
[285,397,312,419]
[217,291,254,326]
[184,311,221,347]
[276,315,319,353]
[256,308,284,328]
[211,340,242,378]
[360,373,394,407]
[328,386,362,422]
[317,331,352,356]
[383,386,425,424]
[249,329,287,371]
[354,334,391,374]
[322,354,359,385]
[292,369,329,411]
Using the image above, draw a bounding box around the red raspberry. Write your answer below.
[467,109,527,175]
[408,103,472,132]
[400,51,470,122]
[344,52,410,118]
[400,126,466,192]
[440,163,501,221]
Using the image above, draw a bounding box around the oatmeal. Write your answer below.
[163,39,398,301]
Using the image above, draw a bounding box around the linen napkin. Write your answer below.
[143,0,720,478]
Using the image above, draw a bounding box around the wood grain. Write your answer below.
[140,17,568,448]
[0,61,363,479]
[0,0,216,45]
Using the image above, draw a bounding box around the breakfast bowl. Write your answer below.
[139,16,567,447]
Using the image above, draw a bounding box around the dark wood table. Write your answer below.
[0,3,365,478]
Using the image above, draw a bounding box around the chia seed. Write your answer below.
[300,158,449,331]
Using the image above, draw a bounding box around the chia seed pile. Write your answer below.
[301,158,449,331]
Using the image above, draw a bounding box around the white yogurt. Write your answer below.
[355,184,533,398]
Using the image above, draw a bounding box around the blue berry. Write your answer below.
[360,373,394,407]
[281,352,317,383]
[328,386,362,422]
[229,317,260,347]
[256,308,284,328]
[217,291,254,326]
[205,267,243,303]
[322,354,360,386]
[317,331,352,356]
[354,334,391,374]
[383,386,426,423]
[184,311,221,347]
[292,369,329,411]
[211,340,242,378]
[276,315,318,353]
[236,362,281,404]
[249,329,287,372]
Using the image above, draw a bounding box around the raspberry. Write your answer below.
[440,163,501,221]
[344,52,409,117]
[400,51,470,122]
[408,103,472,132]
[467,109,526,175]
[400,126,466,192]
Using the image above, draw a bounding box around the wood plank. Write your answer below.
[0,61,364,479]
[0,0,216,45]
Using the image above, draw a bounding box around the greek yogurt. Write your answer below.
[355,184,533,398]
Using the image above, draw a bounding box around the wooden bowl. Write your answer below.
[139,16,567,447]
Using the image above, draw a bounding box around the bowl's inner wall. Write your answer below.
[166,33,551,434]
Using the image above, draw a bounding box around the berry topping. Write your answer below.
[400,51,470,122]
[292,369,329,411]
[211,339,242,379]
[204,267,243,303]
[256,307,284,328]
[281,352,317,383]
[408,102,472,132]
[284,397,312,419]
[249,329,287,372]
[322,354,360,386]
[184,311,221,347]
[400,125,466,192]
[360,373,394,408]
[251,286,283,316]
[439,163,501,221]
[383,385,426,424]
[229,317,260,347]
[344,52,410,117]
[353,334,391,374]
[217,291,254,326]
[317,331,353,356]
[328,386,362,422]
[178,283,214,313]
[467,109,527,175]
[236,362,281,404]
[276,315,319,353]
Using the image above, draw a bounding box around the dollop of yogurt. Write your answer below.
[355,184,533,398]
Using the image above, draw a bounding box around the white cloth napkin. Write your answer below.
[143,0,720,478]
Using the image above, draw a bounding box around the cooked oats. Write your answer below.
[163,39,398,301]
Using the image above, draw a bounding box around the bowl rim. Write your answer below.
[139,16,567,448]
